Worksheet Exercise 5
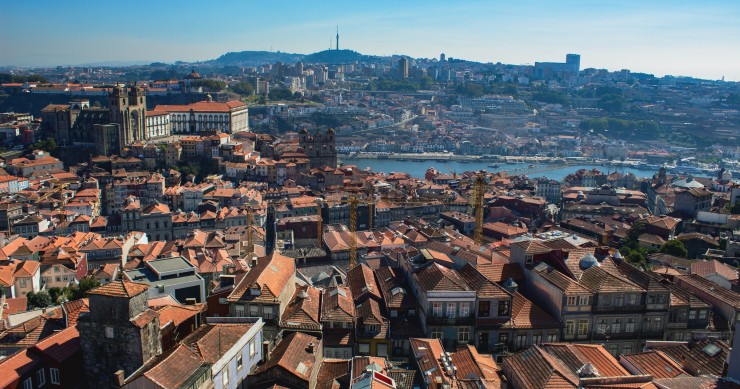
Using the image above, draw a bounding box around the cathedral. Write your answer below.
[42,84,148,153]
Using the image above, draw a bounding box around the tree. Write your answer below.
[48,287,64,303]
[660,239,688,258]
[268,87,293,100]
[230,81,254,96]
[27,137,58,154]
[67,276,101,301]
[625,249,645,264]
[27,291,53,309]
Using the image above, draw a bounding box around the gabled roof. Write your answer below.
[227,252,295,303]
[502,292,560,329]
[412,262,471,292]
[691,259,739,281]
[316,359,351,389]
[450,344,500,387]
[620,350,686,379]
[540,343,629,378]
[503,345,579,389]
[347,263,382,303]
[374,267,417,310]
[141,344,205,389]
[321,286,355,323]
[458,263,511,299]
[255,332,320,382]
[87,280,149,298]
[184,323,255,364]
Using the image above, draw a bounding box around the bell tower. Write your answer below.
[108,84,147,147]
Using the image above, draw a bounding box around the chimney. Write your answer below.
[114,370,125,387]
[306,342,315,354]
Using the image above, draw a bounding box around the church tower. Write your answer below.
[108,84,147,147]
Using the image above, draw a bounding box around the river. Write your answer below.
[339,157,676,182]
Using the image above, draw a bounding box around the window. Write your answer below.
[608,345,618,357]
[249,340,256,356]
[525,254,533,264]
[578,320,589,335]
[627,294,637,305]
[597,319,608,334]
[565,320,575,336]
[447,302,456,318]
[23,378,32,389]
[567,296,577,306]
[50,368,60,385]
[237,354,243,370]
[532,333,542,345]
[653,317,663,332]
[498,333,509,345]
[19,278,26,287]
[431,328,443,339]
[614,294,624,306]
[460,302,470,318]
[547,333,558,342]
[37,369,46,386]
[377,343,388,357]
[359,343,370,354]
[249,305,259,316]
[105,326,114,339]
[689,310,697,320]
[498,300,510,316]
[623,345,633,355]
[458,327,470,343]
[516,334,527,348]
[611,318,621,334]
[222,368,229,388]
[625,318,636,333]
[699,310,707,320]
[579,296,589,306]
[234,305,245,316]
[432,302,442,317]
[478,301,490,317]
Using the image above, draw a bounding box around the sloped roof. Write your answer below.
[412,263,471,292]
[87,280,149,298]
[227,252,295,303]
[255,332,320,382]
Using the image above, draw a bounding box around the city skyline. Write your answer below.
[1,0,739,80]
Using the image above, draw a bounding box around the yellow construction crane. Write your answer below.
[35,182,72,222]
[472,174,486,245]
[245,207,258,256]
[316,194,363,268]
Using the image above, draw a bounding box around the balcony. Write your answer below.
[427,315,475,326]
[592,305,646,313]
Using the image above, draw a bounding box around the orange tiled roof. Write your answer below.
[87,280,149,298]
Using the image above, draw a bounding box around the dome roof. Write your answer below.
[579,252,600,270]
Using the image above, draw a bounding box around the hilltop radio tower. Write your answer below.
[336,26,339,50]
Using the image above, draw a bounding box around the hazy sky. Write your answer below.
[1,0,739,80]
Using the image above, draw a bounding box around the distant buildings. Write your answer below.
[534,53,580,78]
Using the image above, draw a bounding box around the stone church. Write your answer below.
[299,128,337,169]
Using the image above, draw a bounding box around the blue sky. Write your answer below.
[1,0,739,80]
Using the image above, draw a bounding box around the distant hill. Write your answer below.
[212,51,304,66]
[302,49,371,64]
[210,49,376,66]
